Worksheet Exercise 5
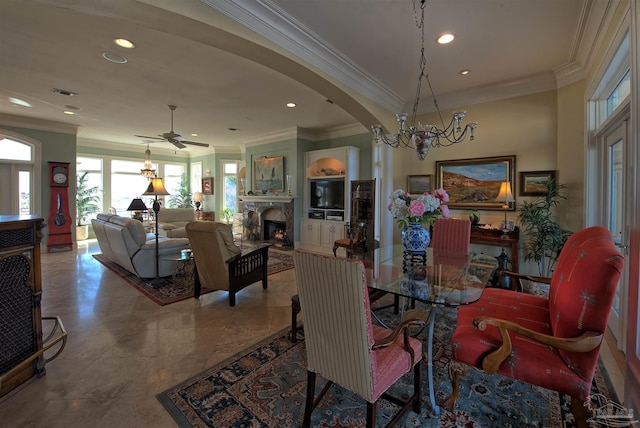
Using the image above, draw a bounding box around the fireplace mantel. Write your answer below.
[240,196,294,203]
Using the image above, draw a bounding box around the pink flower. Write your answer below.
[434,188,449,203]
[440,204,451,218]
[408,200,426,217]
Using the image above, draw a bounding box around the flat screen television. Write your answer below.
[310,180,344,209]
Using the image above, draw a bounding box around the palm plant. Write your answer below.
[517,179,572,276]
[167,173,193,208]
[76,171,100,226]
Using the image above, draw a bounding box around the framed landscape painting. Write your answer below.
[253,156,284,193]
[407,175,433,195]
[435,155,516,210]
[519,170,556,196]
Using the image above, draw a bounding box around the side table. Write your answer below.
[470,226,519,272]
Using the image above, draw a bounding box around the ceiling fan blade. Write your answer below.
[171,140,186,149]
[134,134,165,140]
[181,140,210,148]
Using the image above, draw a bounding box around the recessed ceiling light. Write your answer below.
[191,133,198,137]
[437,33,455,44]
[459,69,470,75]
[102,52,128,64]
[63,110,75,115]
[114,38,135,49]
[8,97,31,107]
[286,102,296,108]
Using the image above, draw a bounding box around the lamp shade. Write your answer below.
[192,192,203,202]
[495,182,515,204]
[143,177,170,196]
[126,198,148,211]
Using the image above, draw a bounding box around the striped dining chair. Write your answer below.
[293,250,424,428]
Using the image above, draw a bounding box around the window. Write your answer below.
[222,161,238,212]
[0,137,35,215]
[0,137,32,161]
[191,161,202,193]
[164,163,188,208]
[606,69,630,116]
[112,159,155,213]
[77,157,103,220]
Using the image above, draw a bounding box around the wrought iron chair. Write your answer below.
[293,251,424,427]
[446,226,624,418]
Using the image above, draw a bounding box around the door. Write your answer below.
[602,118,630,350]
[0,163,33,216]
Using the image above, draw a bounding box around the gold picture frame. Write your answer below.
[436,155,516,210]
[519,170,556,196]
[202,177,213,195]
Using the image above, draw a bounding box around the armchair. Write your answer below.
[333,221,368,258]
[293,251,424,427]
[186,221,270,306]
[447,226,624,418]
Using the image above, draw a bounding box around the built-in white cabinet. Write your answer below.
[299,146,359,253]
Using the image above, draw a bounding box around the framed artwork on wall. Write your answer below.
[253,156,284,193]
[202,177,213,195]
[519,170,556,196]
[407,174,433,195]
[435,155,516,210]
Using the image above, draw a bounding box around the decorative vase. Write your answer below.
[401,222,431,254]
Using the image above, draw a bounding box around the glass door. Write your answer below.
[603,120,629,349]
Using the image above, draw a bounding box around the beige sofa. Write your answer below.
[157,208,200,238]
[92,213,190,279]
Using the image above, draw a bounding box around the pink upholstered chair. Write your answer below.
[446,226,624,416]
[293,251,424,428]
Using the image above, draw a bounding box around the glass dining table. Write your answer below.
[364,246,498,416]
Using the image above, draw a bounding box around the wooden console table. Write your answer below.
[470,226,520,272]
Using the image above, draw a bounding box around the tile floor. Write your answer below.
[0,241,625,427]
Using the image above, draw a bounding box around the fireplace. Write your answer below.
[241,196,294,246]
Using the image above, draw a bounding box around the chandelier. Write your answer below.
[372,0,477,160]
[140,145,156,178]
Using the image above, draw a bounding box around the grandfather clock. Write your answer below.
[47,161,73,252]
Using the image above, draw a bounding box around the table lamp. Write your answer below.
[126,198,148,222]
[193,192,203,211]
[496,181,515,239]
[143,177,170,288]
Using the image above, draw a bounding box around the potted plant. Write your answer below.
[76,171,100,240]
[167,173,193,208]
[220,207,234,224]
[517,179,572,276]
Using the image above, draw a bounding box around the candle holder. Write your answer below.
[286,175,292,196]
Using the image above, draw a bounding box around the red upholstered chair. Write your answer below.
[446,226,624,416]
[293,251,424,428]
[430,218,471,261]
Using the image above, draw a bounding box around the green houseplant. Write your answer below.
[220,207,234,224]
[517,179,572,276]
[167,173,193,208]
[76,171,100,240]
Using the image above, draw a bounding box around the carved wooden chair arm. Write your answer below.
[498,270,551,292]
[373,319,425,366]
[473,316,603,374]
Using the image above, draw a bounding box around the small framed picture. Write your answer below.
[202,177,213,195]
[519,170,556,196]
[407,174,432,195]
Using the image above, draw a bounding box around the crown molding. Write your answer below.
[200,0,404,113]
[0,113,78,135]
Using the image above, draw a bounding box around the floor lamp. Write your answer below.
[143,177,170,288]
[496,181,515,239]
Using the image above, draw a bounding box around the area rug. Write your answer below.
[92,249,293,306]
[157,303,617,427]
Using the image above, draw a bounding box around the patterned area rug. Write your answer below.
[157,302,617,427]
[92,249,293,306]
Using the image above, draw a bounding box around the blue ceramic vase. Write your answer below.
[401,222,431,254]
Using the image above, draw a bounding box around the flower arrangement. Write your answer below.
[388,188,450,228]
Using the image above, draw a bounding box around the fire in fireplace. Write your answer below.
[264,219,293,247]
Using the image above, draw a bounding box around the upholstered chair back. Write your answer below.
[547,226,624,374]
[186,221,241,292]
[431,218,471,266]
[294,251,376,400]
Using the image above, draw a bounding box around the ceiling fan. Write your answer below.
[135,105,209,149]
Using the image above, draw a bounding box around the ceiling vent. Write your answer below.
[52,88,78,96]
[102,52,128,64]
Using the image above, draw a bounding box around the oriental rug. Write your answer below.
[92,249,293,306]
[157,304,617,427]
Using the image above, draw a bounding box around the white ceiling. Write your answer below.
[0,0,605,155]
